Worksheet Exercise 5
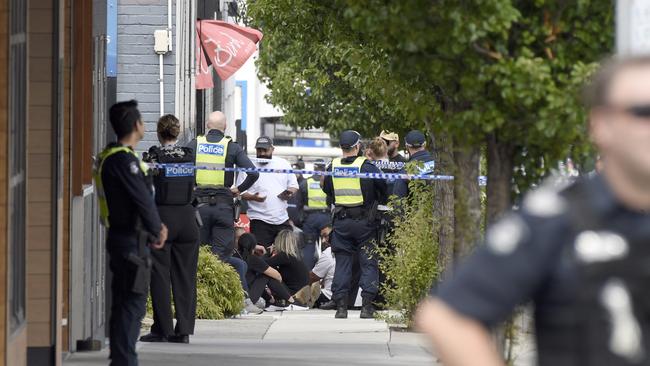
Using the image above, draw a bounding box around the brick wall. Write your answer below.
[117,0,176,151]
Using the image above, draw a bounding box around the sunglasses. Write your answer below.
[604,104,650,118]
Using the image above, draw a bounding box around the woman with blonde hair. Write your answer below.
[262,229,310,310]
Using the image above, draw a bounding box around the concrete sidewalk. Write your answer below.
[63,310,438,366]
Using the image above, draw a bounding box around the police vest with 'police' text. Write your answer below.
[150,146,195,206]
[331,157,366,207]
[195,135,230,188]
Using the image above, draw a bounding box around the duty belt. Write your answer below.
[334,206,366,220]
[305,209,330,215]
[196,194,233,206]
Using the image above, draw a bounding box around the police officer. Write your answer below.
[300,160,331,269]
[140,114,198,344]
[416,56,650,366]
[187,111,258,265]
[393,130,435,198]
[94,100,167,366]
[287,159,306,228]
[322,130,387,319]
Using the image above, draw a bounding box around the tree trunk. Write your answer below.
[432,132,455,277]
[486,132,515,225]
[452,144,481,260]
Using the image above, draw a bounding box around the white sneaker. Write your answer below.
[287,304,309,311]
[254,298,266,310]
[264,304,287,312]
[244,298,263,315]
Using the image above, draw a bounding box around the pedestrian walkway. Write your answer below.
[63,310,437,366]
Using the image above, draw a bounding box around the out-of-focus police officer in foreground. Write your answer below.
[322,130,387,319]
[140,115,198,344]
[95,100,167,366]
[416,56,650,366]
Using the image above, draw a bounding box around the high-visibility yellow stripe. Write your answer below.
[306,176,327,209]
[332,157,365,207]
[94,146,147,227]
[195,135,230,188]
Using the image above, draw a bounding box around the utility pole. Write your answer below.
[617,0,650,55]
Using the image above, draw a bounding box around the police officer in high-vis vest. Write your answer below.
[187,111,258,267]
[140,114,198,344]
[94,100,167,366]
[299,160,331,269]
[322,130,387,319]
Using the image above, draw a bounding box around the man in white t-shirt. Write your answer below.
[238,136,299,247]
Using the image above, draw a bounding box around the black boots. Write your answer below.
[335,298,348,319]
[360,297,376,319]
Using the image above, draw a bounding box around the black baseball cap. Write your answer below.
[313,159,326,171]
[339,130,361,149]
[255,136,274,149]
[405,130,426,147]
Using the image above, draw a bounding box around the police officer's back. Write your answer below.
[94,100,167,366]
[322,130,387,319]
[416,56,650,365]
[187,111,259,258]
[140,114,199,343]
[393,130,435,198]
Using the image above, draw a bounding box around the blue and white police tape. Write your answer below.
[148,162,488,185]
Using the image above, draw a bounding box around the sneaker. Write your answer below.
[244,298,263,315]
[254,298,266,310]
[287,303,309,311]
[264,304,288,312]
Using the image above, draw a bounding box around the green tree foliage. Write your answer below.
[378,179,438,327]
[249,0,612,191]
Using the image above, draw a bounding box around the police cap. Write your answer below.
[405,130,426,148]
[313,159,326,171]
[339,130,361,149]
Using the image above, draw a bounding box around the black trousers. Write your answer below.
[248,275,292,303]
[198,202,234,257]
[150,205,200,337]
[250,219,292,247]
[107,232,147,366]
[302,211,330,269]
[331,217,378,302]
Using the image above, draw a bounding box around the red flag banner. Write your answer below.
[195,20,263,89]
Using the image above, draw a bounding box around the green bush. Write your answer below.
[146,245,244,320]
[379,177,439,327]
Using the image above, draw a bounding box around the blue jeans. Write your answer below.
[223,255,249,293]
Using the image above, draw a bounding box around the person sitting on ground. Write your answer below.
[233,228,267,314]
[235,232,281,312]
[309,223,337,310]
[264,230,310,310]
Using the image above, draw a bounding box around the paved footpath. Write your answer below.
[63,310,438,366]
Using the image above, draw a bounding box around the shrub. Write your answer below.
[146,245,244,320]
[378,176,439,327]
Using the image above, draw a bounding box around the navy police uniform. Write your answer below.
[436,175,650,366]
[143,144,199,341]
[393,130,435,198]
[322,131,387,318]
[96,143,161,366]
[187,129,259,258]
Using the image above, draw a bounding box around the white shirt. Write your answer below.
[312,247,335,300]
[237,156,298,225]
